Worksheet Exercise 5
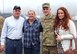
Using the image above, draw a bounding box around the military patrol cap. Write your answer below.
[42,3,50,8]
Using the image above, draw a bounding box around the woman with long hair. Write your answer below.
[54,7,76,54]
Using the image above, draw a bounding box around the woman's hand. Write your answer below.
[56,35,61,41]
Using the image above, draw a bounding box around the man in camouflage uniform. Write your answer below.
[0,16,4,36]
[41,3,57,54]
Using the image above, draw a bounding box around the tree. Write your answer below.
[0,16,5,36]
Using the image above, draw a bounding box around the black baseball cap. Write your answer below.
[13,6,21,10]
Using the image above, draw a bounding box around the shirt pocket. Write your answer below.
[33,26,39,32]
[7,22,16,29]
[24,26,29,32]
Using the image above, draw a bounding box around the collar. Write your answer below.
[27,18,37,23]
[44,14,53,20]
[12,15,20,20]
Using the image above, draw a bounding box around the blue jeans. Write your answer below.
[24,43,40,54]
[5,38,22,54]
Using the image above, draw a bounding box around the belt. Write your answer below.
[6,37,22,41]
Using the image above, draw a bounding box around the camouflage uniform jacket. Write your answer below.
[41,14,57,46]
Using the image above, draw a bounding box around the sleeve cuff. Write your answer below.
[61,35,64,40]
[1,42,5,45]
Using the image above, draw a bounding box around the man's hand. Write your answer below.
[0,45,5,51]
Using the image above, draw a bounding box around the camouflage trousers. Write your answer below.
[42,45,57,54]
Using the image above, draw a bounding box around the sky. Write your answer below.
[0,0,77,16]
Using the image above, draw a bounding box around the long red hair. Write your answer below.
[54,7,71,30]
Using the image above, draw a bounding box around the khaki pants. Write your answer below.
[42,46,57,54]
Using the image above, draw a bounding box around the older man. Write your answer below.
[0,6,25,54]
